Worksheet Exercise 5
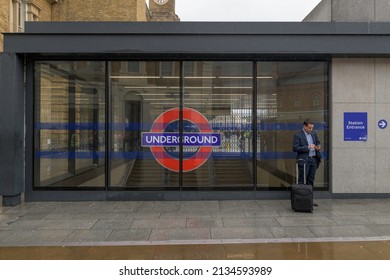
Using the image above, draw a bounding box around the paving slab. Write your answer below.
[366,224,390,236]
[106,229,151,242]
[0,220,15,228]
[276,216,336,227]
[268,226,317,239]
[44,212,127,220]
[160,211,212,219]
[64,230,113,243]
[179,201,220,211]
[37,219,98,230]
[125,211,162,219]
[0,231,16,242]
[150,228,211,241]
[366,215,390,225]
[328,209,383,216]
[131,218,187,229]
[186,218,224,228]
[92,220,133,230]
[211,210,246,218]
[4,220,47,230]
[244,210,281,217]
[1,229,74,245]
[223,217,280,227]
[220,200,263,211]
[211,227,274,240]
[328,216,376,225]
[308,225,378,238]
[138,201,181,212]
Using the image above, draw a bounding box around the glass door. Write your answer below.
[182,61,254,189]
[110,61,180,189]
[34,61,106,187]
[256,61,329,189]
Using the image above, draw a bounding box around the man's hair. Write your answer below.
[303,119,314,126]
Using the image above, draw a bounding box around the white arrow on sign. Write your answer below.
[378,120,388,129]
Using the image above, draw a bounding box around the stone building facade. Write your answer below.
[149,0,179,21]
[304,0,390,22]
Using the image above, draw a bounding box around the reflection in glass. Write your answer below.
[256,61,328,189]
[110,61,180,188]
[183,61,254,188]
[34,61,106,187]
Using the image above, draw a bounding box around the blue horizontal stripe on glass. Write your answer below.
[35,123,148,130]
[36,151,328,160]
[213,123,328,131]
[36,151,105,159]
[35,122,328,131]
[35,123,105,130]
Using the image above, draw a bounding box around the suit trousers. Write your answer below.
[298,157,318,186]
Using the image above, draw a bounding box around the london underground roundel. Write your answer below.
[141,107,221,172]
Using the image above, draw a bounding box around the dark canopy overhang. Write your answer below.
[3,22,390,58]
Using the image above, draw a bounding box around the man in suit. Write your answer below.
[292,119,322,207]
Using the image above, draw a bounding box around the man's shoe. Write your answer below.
[313,202,319,207]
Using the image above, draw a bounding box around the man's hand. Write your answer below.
[315,145,321,151]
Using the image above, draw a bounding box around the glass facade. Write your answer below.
[34,60,328,190]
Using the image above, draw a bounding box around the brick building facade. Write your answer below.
[51,0,148,21]
[0,0,10,51]
[0,0,179,52]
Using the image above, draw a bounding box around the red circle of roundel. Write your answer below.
[150,107,212,172]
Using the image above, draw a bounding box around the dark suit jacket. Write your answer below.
[292,130,322,168]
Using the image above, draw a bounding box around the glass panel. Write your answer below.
[34,61,106,187]
[183,61,253,188]
[256,61,328,189]
[110,61,180,188]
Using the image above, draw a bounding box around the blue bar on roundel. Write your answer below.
[141,132,221,147]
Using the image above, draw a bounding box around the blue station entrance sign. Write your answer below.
[344,112,368,141]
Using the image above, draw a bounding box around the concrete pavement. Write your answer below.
[1,198,390,247]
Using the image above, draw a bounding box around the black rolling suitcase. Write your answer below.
[291,160,313,213]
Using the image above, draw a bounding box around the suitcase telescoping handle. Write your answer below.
[296,159,306,185]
